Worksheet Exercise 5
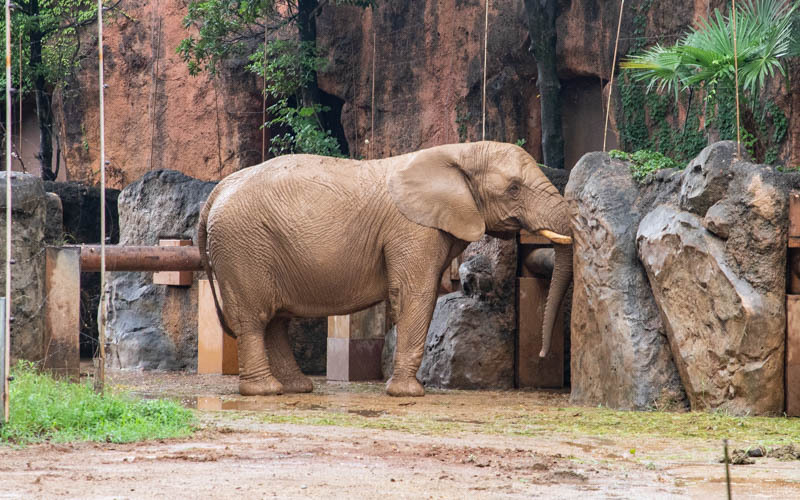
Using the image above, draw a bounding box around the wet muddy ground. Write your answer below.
[1,370,799,499]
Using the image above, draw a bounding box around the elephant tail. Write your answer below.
[198,191,237,339]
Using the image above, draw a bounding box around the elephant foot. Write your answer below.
[239,376,284,396]
[386,377,425,397]
[279,374,314,394]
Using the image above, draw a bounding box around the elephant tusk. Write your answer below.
[537,229,572,245]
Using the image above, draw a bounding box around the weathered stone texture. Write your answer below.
[105,170,216,370]
[637,143,787,415]
[0,173,52,362]
[566,153,686,410]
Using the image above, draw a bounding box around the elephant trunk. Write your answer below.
[540,241,572,358]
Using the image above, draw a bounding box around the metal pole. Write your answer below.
[481,0,488,141]
[731,0,741,158]
[95,0,106,394]
[603,0,625,152]
[3,0,12,424]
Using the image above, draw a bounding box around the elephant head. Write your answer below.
[388,141,572,358]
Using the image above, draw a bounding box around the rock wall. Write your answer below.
[0,173,62,362]
[52,0,791,187]
[568,142,791,415]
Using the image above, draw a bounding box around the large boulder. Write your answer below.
[0,173,53,362]
[566,153,687,410]
[383,236,517,389]
[105,170,216,370]
[637,148,787,415]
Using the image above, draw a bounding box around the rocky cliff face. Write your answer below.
[57,0,264,188]
[53,0,797,187]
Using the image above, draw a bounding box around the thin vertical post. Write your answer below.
[261,24,266,163]
[95,0,106,393]
[3,0,12,424]
[731,0,741,158]
[603,0,625,152]
[17,33,20,155]
[481,0,488,141]
[370,23,375,160]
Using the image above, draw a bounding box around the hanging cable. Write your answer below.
[261,23,267,163]
[603,0,625,152]
[95,0,107,394]
[17,32,20,156]
[370,23,375,160]
[2,0,12,424]
[481,0,489,141]
[731,0,741,158]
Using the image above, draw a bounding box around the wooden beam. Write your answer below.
[78,245,203,272]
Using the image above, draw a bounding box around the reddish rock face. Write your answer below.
[49,0,798,186]
[57,0,264,188]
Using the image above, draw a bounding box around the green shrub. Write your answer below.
[0,361,194,445]
[610,149,682,182]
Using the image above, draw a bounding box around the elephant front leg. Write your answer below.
[237,320,284,396]
[386,289,438,397]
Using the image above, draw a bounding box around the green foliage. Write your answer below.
[618,0,795,164]
[179,1,375,157]
[610,149,682,182]
[248,39,343,156]
[0,1,99,96]
[622,0,797,96]
[515,138,527,147]
[0,361,195,445]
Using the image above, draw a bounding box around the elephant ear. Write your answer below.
[388,146,485,242]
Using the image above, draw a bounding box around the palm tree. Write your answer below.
[621,0,798,160]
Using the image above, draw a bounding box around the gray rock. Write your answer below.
[42,181,120,244]
[637,162,787,415]
[106,170,216,370]
[289,318,327,375]
[383,236,516,389]
[44,192,63,245]
[678,141,741,216]
[0,173,47,362]
[703,201,732,239]
[566,152,687,410]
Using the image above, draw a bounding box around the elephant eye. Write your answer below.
[507,182,521,199]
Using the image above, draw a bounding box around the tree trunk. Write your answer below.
[297,0,321,111]
[29,0,56,180]
[523,0,565,170]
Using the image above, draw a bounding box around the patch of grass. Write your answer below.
[0,362,195,445]
[609,149,682,182]
[257,403,800,446]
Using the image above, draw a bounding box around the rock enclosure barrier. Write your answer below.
[568,142,791,415]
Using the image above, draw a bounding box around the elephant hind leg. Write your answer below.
[264,317,314,393]
[236,320,285,396]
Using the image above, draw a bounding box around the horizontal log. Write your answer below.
[77,245,203,272]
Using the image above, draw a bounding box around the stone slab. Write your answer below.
[516,277,564,389]
[327,337,384,381]
[197,279,238,375]
[787,295,800,416]
[153,239,194,286]
[43,247,80,380]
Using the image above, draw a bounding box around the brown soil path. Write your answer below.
[0,370,798,499]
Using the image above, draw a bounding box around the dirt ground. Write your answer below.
[1,370,799,499]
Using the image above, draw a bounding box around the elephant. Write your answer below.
[197,141,573,397]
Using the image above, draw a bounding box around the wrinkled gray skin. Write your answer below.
[198,141,572,397]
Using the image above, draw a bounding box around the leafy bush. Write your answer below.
[0,362,194,445]
[610,149,682,182]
